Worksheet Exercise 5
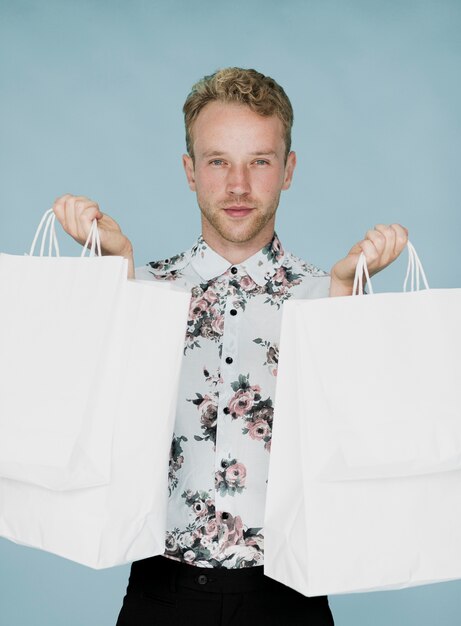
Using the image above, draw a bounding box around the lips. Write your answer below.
[223,206,254,218]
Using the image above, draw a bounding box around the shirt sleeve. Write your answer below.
[309,273,331,299]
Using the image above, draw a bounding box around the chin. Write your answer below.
[219,225,265,244]
[202,205,274,244]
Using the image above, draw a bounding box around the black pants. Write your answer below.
[116,555,335,626]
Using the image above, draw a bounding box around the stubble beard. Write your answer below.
[198,192,281,244]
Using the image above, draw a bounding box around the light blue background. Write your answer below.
[1,1,460,624]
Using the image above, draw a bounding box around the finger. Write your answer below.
[358,238,381,266]
[389,223,409,255]
[374,224,396,261]
[73,196,100,217]
[73,198,102,240]
[64,195,79,238]
[52,193,73,229]
[364,228,387,257]
[78,206,103,241]
[64,195,98,241]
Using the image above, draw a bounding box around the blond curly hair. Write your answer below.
[183,67,294,162]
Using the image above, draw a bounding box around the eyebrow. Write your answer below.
[202,150,278,158]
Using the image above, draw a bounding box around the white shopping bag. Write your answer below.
[0,210,191,567]
[0,210,128,490]
[264,243,461,596]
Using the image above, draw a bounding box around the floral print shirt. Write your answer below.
[135,232,330,569]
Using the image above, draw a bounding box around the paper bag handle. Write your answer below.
[353,241,430,296]
[29,209,101,258]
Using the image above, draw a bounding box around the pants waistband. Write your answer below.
[129,555,267,594]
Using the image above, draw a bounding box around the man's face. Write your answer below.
[183,101,296,245]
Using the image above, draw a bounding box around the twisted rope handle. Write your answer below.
[29,209,101,258]
[352,241,430,296]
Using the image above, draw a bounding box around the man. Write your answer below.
[52,67,408,626]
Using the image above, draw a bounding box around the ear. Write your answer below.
[281,151,297,191]
[182,154,196,191]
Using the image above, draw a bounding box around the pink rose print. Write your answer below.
[225,462,247,486]
[199,317,216,340]
[263,258,304,309]
[222,545,264,568]
[240,275,256,292]
[228,374,273,452]
[198,394,214,416]
[166,487,265,567]
[218,512,244,550]
[228,389,254,417]
[261,233,284,264]
[203,287,219,304]
[191,285,203,298]
[193,499,208,518]
[204,519,218,538]
[211,313,224,335]
[190,297,210,320]
[201,403,217,429]
[272,236,283,259]
[215,459,247,496]
[183,550,196,562]
[247,419,271,441]
[184,282,225,352]
[227,384,261,418]
[273,266,287,284]
[188,392,218,445]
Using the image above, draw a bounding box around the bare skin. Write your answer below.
[52,194,135,278]
[182,101,296,264]
[52,101,408,290]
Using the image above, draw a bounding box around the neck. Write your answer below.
[201,219,275,264]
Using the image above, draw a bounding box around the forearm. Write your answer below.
[102,241,135,279]
[126,255,135,279]
[329,277,354,297]
[119,244,135,280]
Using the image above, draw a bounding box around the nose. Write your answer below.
[225,164,251,198]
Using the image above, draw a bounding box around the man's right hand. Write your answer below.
[52,194,135,278]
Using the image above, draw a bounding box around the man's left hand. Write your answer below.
[329,223,409,297]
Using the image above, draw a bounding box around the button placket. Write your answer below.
[220,273,238,376]
[214,268,241,493]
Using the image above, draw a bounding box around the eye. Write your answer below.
[254,159,269,166]
[210,159,225,166]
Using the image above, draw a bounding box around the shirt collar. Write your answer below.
[189,232,286,287]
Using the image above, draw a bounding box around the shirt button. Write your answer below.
[225,357,233,364]
[197,574,208,585]
[223,407,230,414]
[230,309,237,316]
[230,266,238,274]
